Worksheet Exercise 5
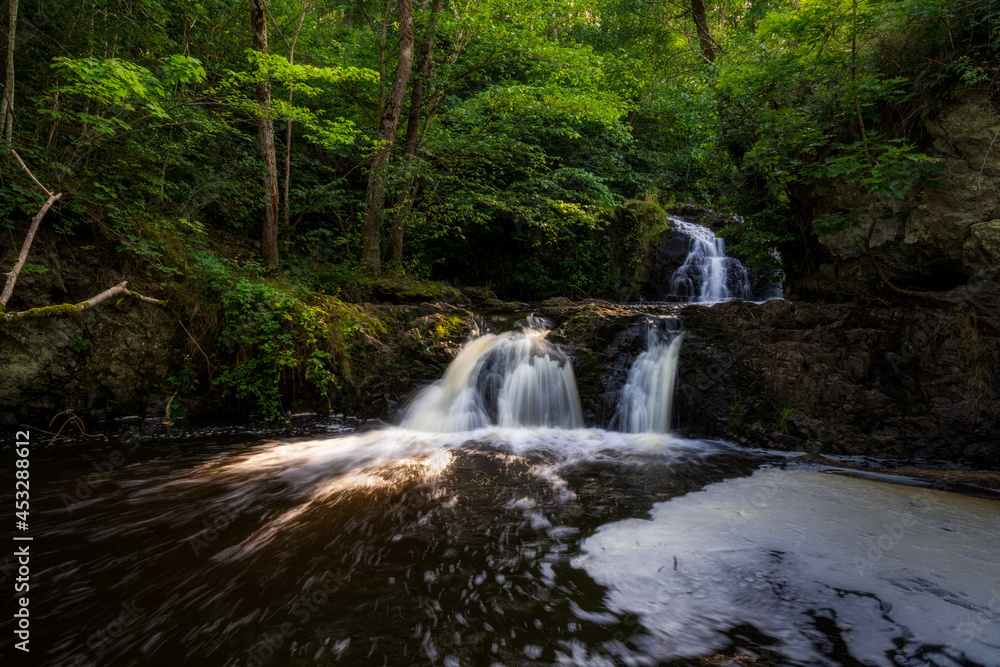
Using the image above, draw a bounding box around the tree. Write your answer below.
[388,0,444,263]
[250,0,280,266]
[1,152,162,322]
[690,0,716,63]
[0,0,16,142]
[361,0,414,272]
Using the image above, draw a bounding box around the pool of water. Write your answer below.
[6,421,1000,666]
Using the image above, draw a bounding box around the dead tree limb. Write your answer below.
[2,151,164,320]
[1,151,63,309]
[2,280,165,323]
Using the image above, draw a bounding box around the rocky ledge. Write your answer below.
[535,298,999,464]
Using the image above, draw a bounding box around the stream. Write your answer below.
[5,222,999,666]
[10,420,1000,666]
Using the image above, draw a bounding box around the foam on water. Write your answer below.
[574,466,1000,665]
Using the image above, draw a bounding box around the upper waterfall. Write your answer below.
[400,323,584,432]
[668,217,752,303]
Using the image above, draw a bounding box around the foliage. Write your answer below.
[2,0,998,413]
[192,252,354,420]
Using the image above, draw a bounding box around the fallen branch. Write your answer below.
[20,410,108,448]
[2,280,166,322]
[1,151,63,309]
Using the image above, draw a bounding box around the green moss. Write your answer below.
[16,303,81,320]
[374,278,464,304]
[431,315,466,341]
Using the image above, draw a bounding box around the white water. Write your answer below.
[400,327,584,432]
[574,466,1000,666]
[614,319,683,434]
[669,216,752,303]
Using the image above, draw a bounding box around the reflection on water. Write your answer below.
[13,424,1000,666]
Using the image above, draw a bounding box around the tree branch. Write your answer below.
[2,280,165,323]
[1,151,63,309]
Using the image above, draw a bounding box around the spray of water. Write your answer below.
[400,326,584,432]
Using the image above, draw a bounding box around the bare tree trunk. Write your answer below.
[0,0,18,142]
[0,151,163,322]
[283,2,309,229]
[361,0,414,272]
[251,0,280,266]
[690,0,716,63]
[388,0,442,263]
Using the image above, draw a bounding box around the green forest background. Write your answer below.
[1,0,996,416]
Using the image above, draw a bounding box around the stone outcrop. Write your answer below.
[0,232,179,424]
[538,299,998,464]
[675,300,999,463]
[814,94,1000,292]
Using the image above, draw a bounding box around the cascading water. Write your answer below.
[668,216,752,302]
[614,317,683,434]
[29,313,1000,666]
[400,322,584,432]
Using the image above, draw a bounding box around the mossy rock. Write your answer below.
[373,278,465,304]
[964,219,1000,281]
[460,286,497,303]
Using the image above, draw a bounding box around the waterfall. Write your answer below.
[400,325,584,432]
[668,217,752,303]
[614,318,683,434]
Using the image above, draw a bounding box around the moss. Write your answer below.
[431,314,467,341]
[13,303,81,320]
[373,278,464,304]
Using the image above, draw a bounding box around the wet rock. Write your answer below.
[673,300,999,464]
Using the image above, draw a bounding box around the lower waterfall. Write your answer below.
[613,317,683,433]
[400,324,584,432]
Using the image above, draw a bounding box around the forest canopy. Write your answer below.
[2,0,994,298]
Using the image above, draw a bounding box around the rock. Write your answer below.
[813,94,1000,291]
[372,278,465,304]
[672,300,999,463]
[459,285,496,303]
[634,227,691,300]
[964,219,1000,282]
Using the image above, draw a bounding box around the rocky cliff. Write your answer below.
[813,94,1000,296]
[540,299,997,464]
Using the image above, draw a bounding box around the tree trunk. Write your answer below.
[361,0,414,272]
[0,0,18,142]
[284,2,309,230]
[389,0,442,263]
[251,0,280,266]
[690,0,715,63]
